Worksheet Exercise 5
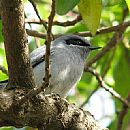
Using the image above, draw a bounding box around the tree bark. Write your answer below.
[0,92,108,130]
[0,0,35,89]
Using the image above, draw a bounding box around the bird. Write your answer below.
[0,34,100,98]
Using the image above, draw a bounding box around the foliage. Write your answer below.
[56,0,80,15]
[0,0,130,129]
[78,0,102,35]
[125,0,130,12]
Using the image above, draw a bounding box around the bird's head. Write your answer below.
[53,34,101,60]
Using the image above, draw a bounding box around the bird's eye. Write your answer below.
[77,41,82,44]
[66,39,90,47]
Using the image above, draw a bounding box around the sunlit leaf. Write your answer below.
[125,0,130,12]
[56,0,80,15]
[78,0,102,35]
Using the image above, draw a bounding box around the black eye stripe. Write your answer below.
[66,39,90,47]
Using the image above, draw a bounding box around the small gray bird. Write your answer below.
[0,35,100,98]
[30,34,100,97]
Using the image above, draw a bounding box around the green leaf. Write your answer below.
[113,46,130,98]
[125,0,130,12]
[66,23,87,33]
[78,0,102,35]
[55,0,80,15]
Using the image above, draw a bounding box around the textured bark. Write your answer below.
[0,0,35,88]
[0,90,108,130]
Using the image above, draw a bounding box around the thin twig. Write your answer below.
[76,21,130,37]
[25,15,82,26]
[26,29,47,39]
[117,7,129,130]
[26,21,130,39]
[81,49,115,108]
[84,67,130,108]
[44,0,55,89]
[85,6,128,67]
[28,0,47,30]
[0,65,8,75]
[85,31,123,67]
[53,15,82,26]
[80,49,116,108]
[117,93,130,130]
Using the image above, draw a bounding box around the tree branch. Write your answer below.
[25,15,82,26]
[44,0,55,90]
[84,67,130,108]
[26,20,130,39]
[0,90,108,130]
[85,31,123,67]
[80,49,116,108]
[28,0,47,30]
[0,0,35,89]
[117,93,130,130]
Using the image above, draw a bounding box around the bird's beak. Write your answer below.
[89,46,102,50]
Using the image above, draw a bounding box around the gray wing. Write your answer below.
[30,45,46,87]
[0,45,47,90]
[30,45,46,68]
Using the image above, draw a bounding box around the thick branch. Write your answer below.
[0,0,35,88]
[0,90,108,130]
